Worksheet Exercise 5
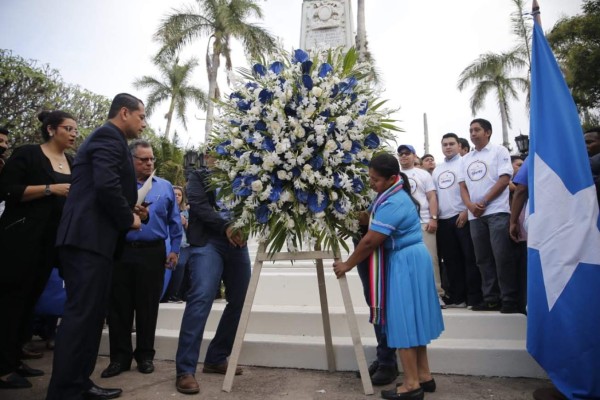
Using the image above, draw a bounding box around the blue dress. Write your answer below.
[370,190,444,349]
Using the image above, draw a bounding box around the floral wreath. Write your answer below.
[208,47,399,254]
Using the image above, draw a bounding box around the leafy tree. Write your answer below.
[155,0,277,142]
[457,51,529,149]
[134,56,207,140]
[0,49,110,149]
[547,0,600,117]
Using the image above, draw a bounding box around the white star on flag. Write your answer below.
[527,154,600,311]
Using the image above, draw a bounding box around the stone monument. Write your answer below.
[300,0,354,51]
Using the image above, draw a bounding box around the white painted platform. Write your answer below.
[99,239,546,378]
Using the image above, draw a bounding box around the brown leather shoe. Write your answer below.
[176,374,199,394]
[20,347,43,360]
[202,362,242,375]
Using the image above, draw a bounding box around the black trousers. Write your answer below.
[107,241,165,365]
[436,215,483,305]
[46,246,114,400]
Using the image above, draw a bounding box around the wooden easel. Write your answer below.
[222,242,374,395]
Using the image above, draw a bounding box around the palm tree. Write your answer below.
[155,0,277,142]
[457,51,529,149]
[134,56,207,140]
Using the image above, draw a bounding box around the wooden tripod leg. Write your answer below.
[222,243,265,392]
[315,258,336,372]
[338,275,374,395]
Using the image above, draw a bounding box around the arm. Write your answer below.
[332,230,388,278]
[459,181,481,217]
[509,184,529,242]
[425,190,438,233]
[167,184,183,255]
[186,170,229,236]
[482,174,511,205]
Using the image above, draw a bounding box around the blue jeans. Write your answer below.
[163,246,191,300]
[175,238,250,376]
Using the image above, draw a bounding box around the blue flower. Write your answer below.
[249,153,262,165]
[334,200,347,214]
[327,122,336,134]
[364,133,380,149]
[342,152,353,164]
[350,141,362,154]
[352,177,364,193]
[256,204,271,224]
[284,103,297,117]
[301,60,313,74]
[232,176,252,197]
[358,100,368,115]
[291,167,301,178]
[237,100,251,111]
[308,193,328,213]
[254,120,267,132]
[295,188,309,203]
[229,119,241,126]
[302,74,313,90]
[292,49,309,64]
[269,185,283,202]
[269,61,284,75]
[216,140,231,155]
[318,63,333,78]
[333,173,343,188]
[330,84,339,98]
[258,89,273,104]
[230,92,243,100]
[245,82,259,90]
[253,63,267,77]
[310,155,324,170]
[262,137,275,151]
[245,135,255,144]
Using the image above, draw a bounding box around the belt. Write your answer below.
[125,240,164,248]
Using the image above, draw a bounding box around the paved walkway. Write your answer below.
[4,339,553,400]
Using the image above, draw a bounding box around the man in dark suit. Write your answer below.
[46,93,147,400]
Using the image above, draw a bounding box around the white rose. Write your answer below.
[311,86,323,97]
[342,140,353,151]
[251,180,263,192]
[233,139,244,149]
[277,170,288,180]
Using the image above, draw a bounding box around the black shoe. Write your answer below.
[471,301,501,311]
[395,378,436,393]
[500,303,520,314]
[83,384,122,399]
[16,362,44,377]
[137,360,154,374]
[371,364,399,386]
[381,387,424,399]
[0,372,32,389]
[101,362,130,378]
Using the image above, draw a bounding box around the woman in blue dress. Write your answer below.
[333,153,444,400]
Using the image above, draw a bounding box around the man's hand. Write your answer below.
[226,226,246,247]
[456,210,468,228]
[134,204,149,222]
[425,218,437,233]
[509,221,521,243]
[472,201,486,218]
[165,252,178,270]
[131,213,142,230]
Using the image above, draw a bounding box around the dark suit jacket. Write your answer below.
[0,145,73,281]
[55,122,137,259]
[186,168,229,247]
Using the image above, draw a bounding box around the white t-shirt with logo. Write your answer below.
[432,154,466,219]
[458,142,513,220]
[400,166,436,223]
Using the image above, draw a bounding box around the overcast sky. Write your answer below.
[0,0,584,159]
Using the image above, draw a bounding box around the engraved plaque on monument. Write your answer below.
[300,0,355,51]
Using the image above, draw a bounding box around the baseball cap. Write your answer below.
[397,144,416,154]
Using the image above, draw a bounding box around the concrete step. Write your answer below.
[100,303,546,378]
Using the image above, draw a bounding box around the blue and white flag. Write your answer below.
[527,21,600,399]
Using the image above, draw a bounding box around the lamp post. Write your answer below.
[183,150,200,178]
[515,133,530,157]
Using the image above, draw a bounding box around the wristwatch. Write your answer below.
[44,184,52,196]
[431,215,438,220]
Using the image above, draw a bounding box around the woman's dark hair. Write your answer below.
[108,93,143,119]
[369,153,420,213]
[38,110,75,142]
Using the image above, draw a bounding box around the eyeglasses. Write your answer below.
[398,151,412,157]
[58,125,79,134]
[133,155,156,163]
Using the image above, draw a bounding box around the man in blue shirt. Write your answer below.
[101,139,182,379]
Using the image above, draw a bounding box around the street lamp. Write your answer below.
[183,150,200,179]
[515,133,530,157]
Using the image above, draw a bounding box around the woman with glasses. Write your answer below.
[0,110,78,389]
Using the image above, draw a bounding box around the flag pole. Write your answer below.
[532,0,542,26]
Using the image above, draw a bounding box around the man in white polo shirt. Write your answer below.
[397,144,445,306]
[432,133,482,309]
[458,118,519,313]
